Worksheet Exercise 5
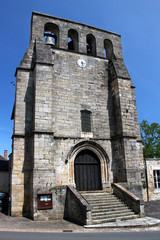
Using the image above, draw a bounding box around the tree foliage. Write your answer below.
[140,120,160,158]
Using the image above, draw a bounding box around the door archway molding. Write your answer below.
[67,141,109,187]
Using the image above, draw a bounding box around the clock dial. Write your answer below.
[77,58,86,68]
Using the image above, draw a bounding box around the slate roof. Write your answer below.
[0,155,7,161]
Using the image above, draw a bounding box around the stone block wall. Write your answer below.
[64,186,92,225]
[52,51,110,138]
[109,60,145,198]
[11,137,25,216]
[33,186,66,221]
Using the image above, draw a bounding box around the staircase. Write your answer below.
[80,191,140,225]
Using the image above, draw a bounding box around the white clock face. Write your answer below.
[77,58,86,68]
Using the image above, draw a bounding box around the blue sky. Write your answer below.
[0,0,160,157]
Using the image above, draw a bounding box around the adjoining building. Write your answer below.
[0,150,9,193]
[145,158,160,201]
[10,12,146,221]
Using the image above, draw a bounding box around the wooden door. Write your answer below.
[74,149,102,191]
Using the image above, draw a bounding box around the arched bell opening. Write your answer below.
[68,29,79,52]
[104,39,113,60]
[86,34,96,56]
[44,22,59,47]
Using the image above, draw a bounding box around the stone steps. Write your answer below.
[80,191,139,225]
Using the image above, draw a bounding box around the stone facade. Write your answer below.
[145,158,160,201]
[11,11,145,220]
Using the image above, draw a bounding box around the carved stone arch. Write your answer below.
[67,141,109,188]
[44,22,59,47]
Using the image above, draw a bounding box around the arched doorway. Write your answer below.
[74,149,102,191]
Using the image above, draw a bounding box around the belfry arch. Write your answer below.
[67,141,109,189]
[44,22,59,47]
[104,39,113,60]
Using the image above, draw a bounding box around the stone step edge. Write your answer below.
[83,196,117,199]
[92,215,139,224]
[82,195,114,199]
[90,202,125,207]
[80,190,112,193]
[92,209,133,216]
[81,193,113,196]
[85,198,122,203]
[88,202,123,206]
[83,196,121,201]
[92,206,129,212]
[92,212,136,220]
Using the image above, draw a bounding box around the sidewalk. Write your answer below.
[0,213,84,233]
[0,200,160,232]
[144,200,160,220]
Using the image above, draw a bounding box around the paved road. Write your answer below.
[0,231,160,240]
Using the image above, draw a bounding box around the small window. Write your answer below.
[81,110,91,132]
[37,193,53,210]
[153,170,160,189]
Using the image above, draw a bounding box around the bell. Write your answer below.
[45,33,54,45]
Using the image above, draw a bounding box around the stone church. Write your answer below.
[11,12,146,222]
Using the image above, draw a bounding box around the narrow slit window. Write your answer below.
[81,110,91,132]
[104,48,107,59]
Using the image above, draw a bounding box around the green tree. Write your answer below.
[140,120,160,158]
